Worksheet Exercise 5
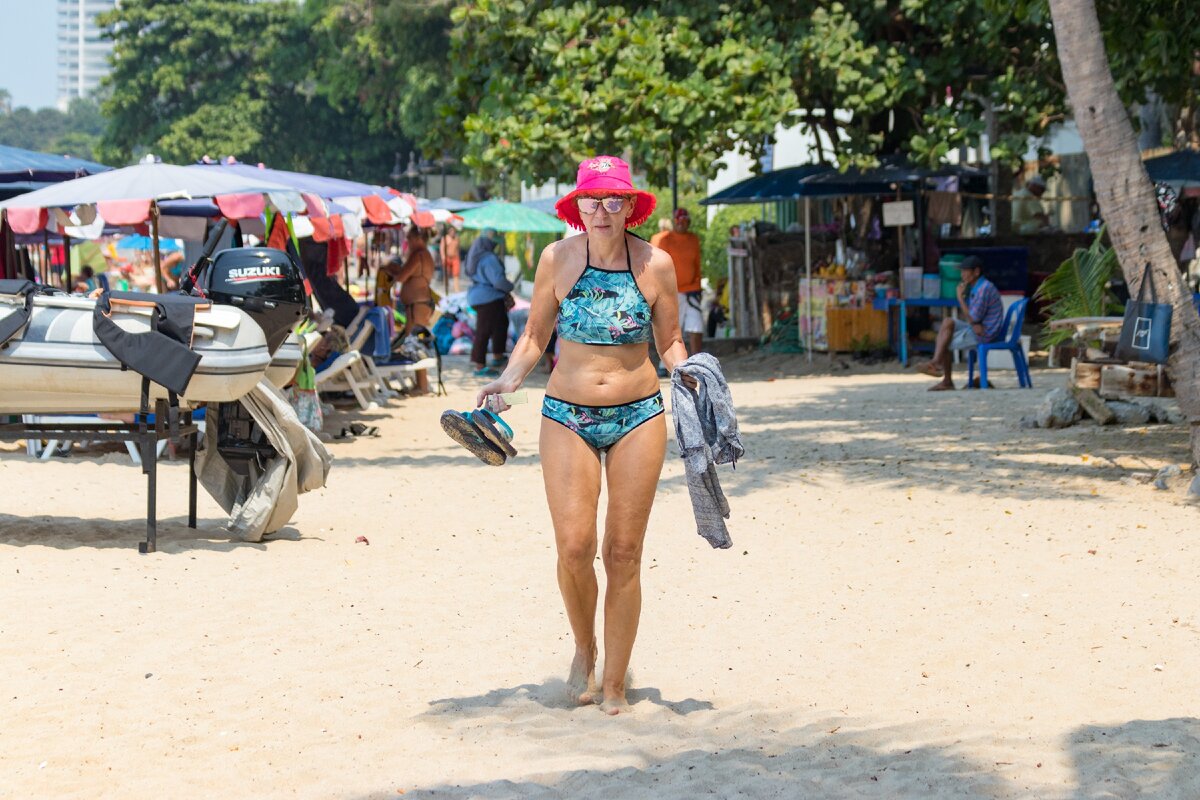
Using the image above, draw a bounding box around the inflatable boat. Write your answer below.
[0,246,309,414]
[266,333,303,388]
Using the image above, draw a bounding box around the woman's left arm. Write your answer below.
[648,250,689,373]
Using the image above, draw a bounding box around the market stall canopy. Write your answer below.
[458,201,566,233]
[701,161,988,206]
[800,161,987,196]
[0,144,110,184]
[699,165,833,205]
[1144,148,1200,190]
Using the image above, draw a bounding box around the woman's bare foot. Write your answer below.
[567,641,599,705]
[599,690,631,716]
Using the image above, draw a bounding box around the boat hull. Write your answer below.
[266,334,303,389]
[0,295,271,414]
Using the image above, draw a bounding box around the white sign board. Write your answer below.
[882,200,915,227]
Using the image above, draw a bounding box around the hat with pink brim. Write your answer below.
[555,155,656,231]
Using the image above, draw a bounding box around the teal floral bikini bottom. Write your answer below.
[541,392,664,451]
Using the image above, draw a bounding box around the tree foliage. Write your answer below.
[99,0,406,181]
[776,0,1066,168]
[1033,229,1122,345]
[441,1,796,186]
[0,98,107,161]
[307,0,453,146]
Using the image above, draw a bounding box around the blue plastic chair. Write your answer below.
[967,297,1032,389]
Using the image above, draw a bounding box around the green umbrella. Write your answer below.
[458,201,566,233]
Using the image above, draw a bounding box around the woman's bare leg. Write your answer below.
[598,415,666,714]
[540,418,603,704]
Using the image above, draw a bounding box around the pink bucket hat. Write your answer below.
[555,155,656,231]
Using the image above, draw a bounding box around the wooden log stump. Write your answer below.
[1100,362,1161,399]
[1071,358,1102,390]
[1072,387,1116,424]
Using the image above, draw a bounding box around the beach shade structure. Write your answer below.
[698,165,835,206]
[0,161,297,214]
[520,197,562,216]
[0,159,298,290]
[458,201,566,234]
[0,144,110,199]
[699,160,985,360]
[1144,148,1200,191]
[420,197,486,213]
[115,234,184,253]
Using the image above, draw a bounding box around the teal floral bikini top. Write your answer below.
[556,236,653,346]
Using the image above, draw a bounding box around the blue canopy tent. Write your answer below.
[0,144,110,199]
[1144,148,1200,190]
[700,160,985,357]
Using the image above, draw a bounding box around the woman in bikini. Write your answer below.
[386,225,436,333]
[477,156,689,715]
[385,225,436,393]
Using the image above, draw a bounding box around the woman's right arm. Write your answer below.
[475,243,561,408]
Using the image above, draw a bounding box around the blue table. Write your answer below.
[873,297,960,366]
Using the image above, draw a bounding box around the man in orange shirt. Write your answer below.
[651,207,704,354]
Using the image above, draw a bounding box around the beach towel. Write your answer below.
[670,353,743,549]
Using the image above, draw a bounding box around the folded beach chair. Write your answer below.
[314,322,383,410]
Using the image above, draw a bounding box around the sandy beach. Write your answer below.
[2,355,1199,799]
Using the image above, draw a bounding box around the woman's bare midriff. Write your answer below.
[546,340,660,405]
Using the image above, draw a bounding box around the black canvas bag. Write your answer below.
[1116,264,1173,364]
[92,292,207,395]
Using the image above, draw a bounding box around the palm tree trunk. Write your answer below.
[1049,0,1200,461]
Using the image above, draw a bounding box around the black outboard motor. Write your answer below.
[196,247,308,353]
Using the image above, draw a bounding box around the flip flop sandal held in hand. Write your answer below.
[440,410,506,466]
[471,409,517,459]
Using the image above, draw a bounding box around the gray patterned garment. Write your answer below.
[670,353,744,549]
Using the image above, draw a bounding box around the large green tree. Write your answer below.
[773,1,1065,168]
[307,0,454,151]
[99,0,404,181]
[441,0,796,188]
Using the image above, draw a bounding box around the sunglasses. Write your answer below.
[576,196,628,214]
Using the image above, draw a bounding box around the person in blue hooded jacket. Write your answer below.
[466,230,514,377]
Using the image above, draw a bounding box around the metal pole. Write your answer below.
[63,230,73,292]
[151,202,164,293]
[805,195,812,362]
[42,228,51,285]
[1,211,11,280]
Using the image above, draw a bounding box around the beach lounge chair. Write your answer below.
[314,321,384,410]
[967,298,1032,389]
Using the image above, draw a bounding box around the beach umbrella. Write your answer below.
[0,144,109,183]
[0,161,296,212]
[420,197,486,212]
[0,160,297,291]
[457,201,566,233]
[115,234,183,253]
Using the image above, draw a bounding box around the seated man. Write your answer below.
[920,255,1005,390]
[1012,174,1053,234]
